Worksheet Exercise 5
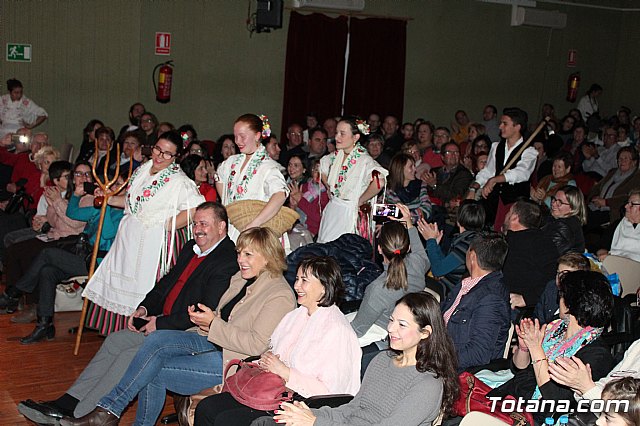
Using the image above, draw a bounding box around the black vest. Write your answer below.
[491,139,531,204]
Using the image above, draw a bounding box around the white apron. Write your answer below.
[82,162,203,315]
[317,197,358,243]
[82,214,164,315]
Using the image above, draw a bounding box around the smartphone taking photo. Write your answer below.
[373,203,400,218]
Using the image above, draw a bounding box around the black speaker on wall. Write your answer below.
[256,0,283,32]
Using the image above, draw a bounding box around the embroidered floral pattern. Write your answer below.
[126,163,180,214]
[226,145,269,202]
[329,143,365,198]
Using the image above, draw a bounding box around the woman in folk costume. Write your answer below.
[318,117,387,243]
[215,114,289,241]
[82,130,204,333]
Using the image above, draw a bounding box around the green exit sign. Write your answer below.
[6,43,32,62]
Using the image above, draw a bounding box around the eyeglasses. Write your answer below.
[152,145,177,160]
[626,200,640,207]
[142,119,154,124]
[288,132,302,137]
[443,150,460,155]
[190,148,203,154]
[550,196,570,206]
[74,171,92,177]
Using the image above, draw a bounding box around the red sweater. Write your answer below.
[0,148,42,208]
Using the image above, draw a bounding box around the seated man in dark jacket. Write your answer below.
[441,232,511,372]
[18,202,239,425]
[502,200,558,319]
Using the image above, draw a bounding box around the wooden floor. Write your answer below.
[0,308,174,425]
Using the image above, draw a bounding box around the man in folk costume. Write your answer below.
[466,107,537,230]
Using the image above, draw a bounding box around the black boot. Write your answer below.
[20,316,55,344]
[0,288,20,313]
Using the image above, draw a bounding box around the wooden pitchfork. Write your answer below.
[73,142,133,355]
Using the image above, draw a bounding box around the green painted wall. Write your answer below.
[0,0,635,150]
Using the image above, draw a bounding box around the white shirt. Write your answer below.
[0,94,47,139]
[192,238,223,258]
[582,144,621,177]
[610,218,640,263]
[577,94,598,121]
[475,138,537,187]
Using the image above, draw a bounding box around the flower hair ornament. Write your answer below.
[259,114,271,139]
[356,119,370,136]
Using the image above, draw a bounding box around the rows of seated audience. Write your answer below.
[0,79,638,425]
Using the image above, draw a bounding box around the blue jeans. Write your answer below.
[97,330,223,426]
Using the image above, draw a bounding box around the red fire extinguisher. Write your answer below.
[566,72,580,103]
[153,60,174,103]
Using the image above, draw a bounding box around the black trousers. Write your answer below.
[194,392,273,426]
[14,247,88,317]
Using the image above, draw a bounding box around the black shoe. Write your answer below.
[18,399,71,424]
[20,316,55,344]
[0,291,19,313]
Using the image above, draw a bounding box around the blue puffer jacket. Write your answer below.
[285,233,382,301]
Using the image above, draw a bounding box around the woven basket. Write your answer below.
[227,200,299,235]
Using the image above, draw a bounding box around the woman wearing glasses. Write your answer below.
[542,185,586,255]
[530,152,576,209]
[139,112,159,147]
[82,130,204,334]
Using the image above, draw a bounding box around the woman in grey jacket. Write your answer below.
[349,204,430,371]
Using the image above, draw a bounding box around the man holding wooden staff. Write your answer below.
[466,107,537,230]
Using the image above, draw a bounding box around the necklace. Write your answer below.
[226,144,268,202]
[126,162,179,215]
[329,143,365,198]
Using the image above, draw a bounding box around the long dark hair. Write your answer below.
[82,119,104,146]
[69,161,93,195]
[180,154,204,182]
[391,292,459,417]
[388,153,414,192]
[379,221,409,291]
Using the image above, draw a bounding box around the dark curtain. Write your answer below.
[281,12,348,138]
[344,17,407,121]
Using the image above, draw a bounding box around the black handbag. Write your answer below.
[55,233,92,260]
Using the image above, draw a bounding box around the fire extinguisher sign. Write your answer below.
[567,49,577,67]
[155,33,171,56]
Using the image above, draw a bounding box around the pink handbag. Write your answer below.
[222,359,293,411]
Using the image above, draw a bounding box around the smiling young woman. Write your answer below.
[317,116,388,243]
[215,114,289,241]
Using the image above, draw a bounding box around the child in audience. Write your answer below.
[596,377,640,426]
